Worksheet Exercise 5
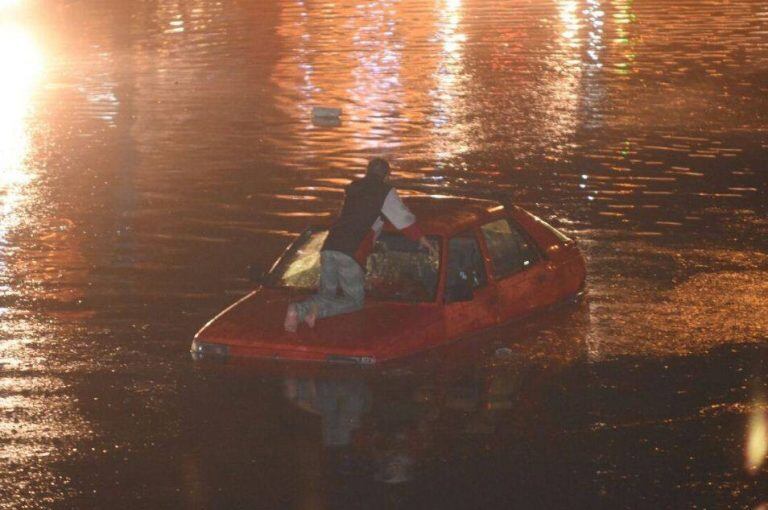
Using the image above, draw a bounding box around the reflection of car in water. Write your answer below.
[192,196,586,364]
[278,317,589,487]
[284,377,371,448]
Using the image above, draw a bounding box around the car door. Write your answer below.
[479,218,552,322]
[442,232,498,340]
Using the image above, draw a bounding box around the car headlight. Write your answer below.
[190,340,230,360]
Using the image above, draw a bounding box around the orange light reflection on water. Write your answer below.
[430,0,472,162]
[746,398,768,475]
[0,22,42,187]
[0,19,91,501]
[536,0,583,155]
[271,0,624,170]
[0,15,44,374]
[273,0,478,168]
[0,21,44,290]
[0,0,20,10]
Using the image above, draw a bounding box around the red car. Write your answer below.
[191,196,586,364]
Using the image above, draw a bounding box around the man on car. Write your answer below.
[284,157,436,332]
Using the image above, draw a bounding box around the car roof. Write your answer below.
[399,194,505,236]
[309,193,506,236]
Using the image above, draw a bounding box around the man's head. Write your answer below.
[366,157,390,181]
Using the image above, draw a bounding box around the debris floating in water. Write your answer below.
[312,106,341,118]
[311,106,342,127]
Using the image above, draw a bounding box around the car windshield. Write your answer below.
[269,229,441,302]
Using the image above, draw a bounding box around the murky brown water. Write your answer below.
[0,0,767,507]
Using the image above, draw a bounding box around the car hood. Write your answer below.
[194,288,444,361]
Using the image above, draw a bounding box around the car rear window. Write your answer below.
[520,210,573,243]
[480,219,541,278]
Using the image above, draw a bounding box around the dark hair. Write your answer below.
[366,157,390,180]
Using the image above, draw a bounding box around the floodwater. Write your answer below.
[0,0,766,507]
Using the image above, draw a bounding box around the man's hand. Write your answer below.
[418,237,439,259]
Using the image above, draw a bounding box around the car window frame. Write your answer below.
[443,230,490,303]
[478,216,545,281]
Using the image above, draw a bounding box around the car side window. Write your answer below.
[445,234,487,303]
[480,219,540,278]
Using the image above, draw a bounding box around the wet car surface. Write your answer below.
[193,197,586,363]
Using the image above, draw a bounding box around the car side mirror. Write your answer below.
[445,277,474,303]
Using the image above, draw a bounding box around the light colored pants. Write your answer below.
[293,250,365,322]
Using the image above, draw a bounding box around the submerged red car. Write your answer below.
[191,196,586,364]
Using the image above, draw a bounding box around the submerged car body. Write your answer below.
[192,196,586,364]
